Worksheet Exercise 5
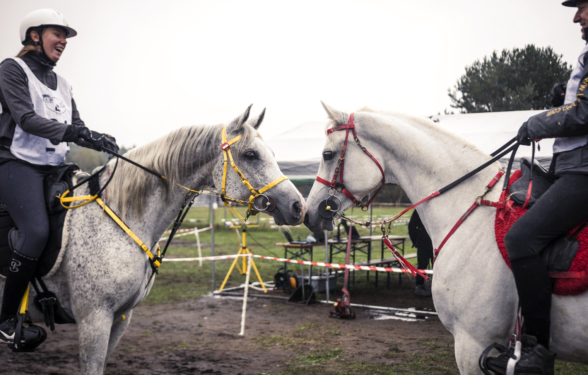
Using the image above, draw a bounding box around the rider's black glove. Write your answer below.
[77,127,119,154]
[517,122,531,146]
[63,125,119,154]
[550,82,566,107]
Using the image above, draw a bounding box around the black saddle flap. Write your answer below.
[510,158,556,208]
[44,163,80,215]
[541,236,579,273]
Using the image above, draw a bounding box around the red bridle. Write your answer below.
[316,113,386,209]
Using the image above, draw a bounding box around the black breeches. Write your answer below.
[505,173,588,261]
[504,173,588,348]
[0,160,56,259]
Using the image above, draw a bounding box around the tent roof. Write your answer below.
[267,110,552,180]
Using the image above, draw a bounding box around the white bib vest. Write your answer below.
[553,44,588,154]
[8,57,71,165]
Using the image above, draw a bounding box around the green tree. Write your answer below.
[448,45,572,113]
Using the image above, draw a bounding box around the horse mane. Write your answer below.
[325,106,486,157]
[107,123,257,219]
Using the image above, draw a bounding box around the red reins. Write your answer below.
[316,113,386,209]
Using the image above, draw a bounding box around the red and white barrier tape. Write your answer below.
[251,254,433,274]
[163,225,213,235]
[164,254,247,262]
[164,253,433,274]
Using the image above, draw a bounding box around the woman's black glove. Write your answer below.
[63,125,119,153]
[517,122,531,146]
[550,82,567,107]
[78,127,119,154]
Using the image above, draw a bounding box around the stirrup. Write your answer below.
[479,341,514,375]
[479,334,525,375]
[9,284,47,352]
[9,313,47,353]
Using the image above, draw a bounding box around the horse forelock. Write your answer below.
[108,123,258,219]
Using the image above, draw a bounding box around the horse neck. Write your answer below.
[115,159,217,249]
[360,114,502,242]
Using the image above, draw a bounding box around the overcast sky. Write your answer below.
[0,0,584,147]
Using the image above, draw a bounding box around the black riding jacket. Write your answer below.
[0,52,85,164]
[526,51,588,175]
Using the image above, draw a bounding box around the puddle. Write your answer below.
[368,307,434,322]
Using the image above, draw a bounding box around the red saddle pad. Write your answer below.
[495,170,588,296]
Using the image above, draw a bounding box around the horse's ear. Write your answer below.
[227,104,253,134]
[246,108,266,130]
[321,101,348,125]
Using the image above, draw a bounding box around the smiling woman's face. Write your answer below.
[31,26,68,62]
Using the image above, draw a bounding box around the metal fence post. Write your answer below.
[211,196,215,292]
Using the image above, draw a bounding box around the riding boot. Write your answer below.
[510,256,552,349]
[0,252,39,322]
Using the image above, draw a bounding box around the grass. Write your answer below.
[294,349,342,366]
[143,205,415,305]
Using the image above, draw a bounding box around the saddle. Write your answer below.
[509,157,557,208]
[495,161,588,295]
[0,163,80,326]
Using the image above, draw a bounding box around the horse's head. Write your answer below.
[213,105,307,226]
[304,102,387,232]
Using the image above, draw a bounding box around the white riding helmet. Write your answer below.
[19,9,77,45]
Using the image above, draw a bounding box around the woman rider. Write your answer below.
[485,1,588,374]
[0,9,118,348]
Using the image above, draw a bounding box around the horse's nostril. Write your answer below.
[304,213,309,226]
[292,201,302,218]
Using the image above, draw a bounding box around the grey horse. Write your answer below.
[0,106,307,374]
[305,103,588,374]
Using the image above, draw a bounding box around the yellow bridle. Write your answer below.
[57,125,288,273]
[220,125,288,218]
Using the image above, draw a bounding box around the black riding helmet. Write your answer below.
[562,0,588,6]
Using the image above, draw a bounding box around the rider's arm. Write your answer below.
[0,59,68,140]
[71,97,85,127]
[526,62,588,140]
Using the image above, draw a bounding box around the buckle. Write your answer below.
[221,142,230,151]
[150,256,162,274]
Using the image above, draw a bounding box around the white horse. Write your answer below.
[0,106,307,374]
[304,103,588,374]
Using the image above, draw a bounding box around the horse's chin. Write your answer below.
[322,218,334,231]
[304,213,334,233]
[270,208,300,226]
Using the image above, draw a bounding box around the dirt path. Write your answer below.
[0,283,462,375]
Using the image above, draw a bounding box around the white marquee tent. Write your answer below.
[266,110,553,183]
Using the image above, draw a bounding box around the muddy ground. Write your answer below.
[1,281,585,375]
[0,279,462,375]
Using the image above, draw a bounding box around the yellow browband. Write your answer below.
[220,126,288,217]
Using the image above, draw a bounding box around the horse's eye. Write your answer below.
[244,151,257,160]
[323,150,334,161]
